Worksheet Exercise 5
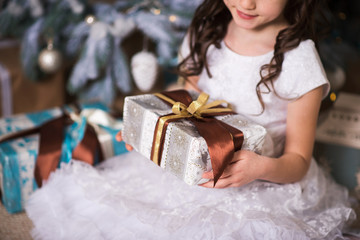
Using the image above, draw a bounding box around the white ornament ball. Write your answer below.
[38,48,62,73]
[131,51,158,92]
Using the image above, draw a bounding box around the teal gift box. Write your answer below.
[0,102,127,213]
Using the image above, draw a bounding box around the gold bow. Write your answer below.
[152,92,233,165]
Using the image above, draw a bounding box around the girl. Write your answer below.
[26,0,355,239]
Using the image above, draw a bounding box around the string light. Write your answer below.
[85,15,95,24]
[330,92,337,102]
[335,36,343,44]
[151,8,161,15]
[168,14,177,22]
[149,8,178,24]
[338,12,346,20]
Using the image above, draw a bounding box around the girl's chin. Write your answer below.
[232,19,260,31]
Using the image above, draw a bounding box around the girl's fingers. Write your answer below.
[199,180,214,188]
[116,131,134,151]
[125,144,133,151]
[219,174,232,180]
[202,164,235,180]
[200,172,232,188]
[220,162,238,178]
[199,179,231,189]
[220,168,232,178]
[115,131,123,142]
[202,170,214,179]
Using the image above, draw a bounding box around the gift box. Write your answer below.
[0,134,39,214]
[0,102,127,213]
[122,90,266,185]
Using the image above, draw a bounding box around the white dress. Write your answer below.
[26,40,356,240]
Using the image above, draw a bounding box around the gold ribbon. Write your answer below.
[152,92,234,165]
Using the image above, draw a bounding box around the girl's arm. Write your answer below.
[201,86,323,188]
[260,86,323,183]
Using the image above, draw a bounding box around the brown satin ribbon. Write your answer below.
[72,124,104,167]
[0,111,104,187]
[34,114,67,187]
[151,90,244,186]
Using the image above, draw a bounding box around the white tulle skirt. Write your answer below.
[26,151,355,240]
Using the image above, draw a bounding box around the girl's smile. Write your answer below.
[236,9,258,20]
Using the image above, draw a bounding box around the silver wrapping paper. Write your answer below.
[122,93,266,185]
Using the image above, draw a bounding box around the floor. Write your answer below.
[0,203,33,240]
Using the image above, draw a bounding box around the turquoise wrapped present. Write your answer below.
[0,135,39,214]
[0,103,127,213]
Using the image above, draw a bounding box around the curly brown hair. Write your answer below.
[177,0,327,113]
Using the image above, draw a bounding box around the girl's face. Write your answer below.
[223,0,288,31]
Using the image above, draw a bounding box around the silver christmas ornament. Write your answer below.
[38,40,62,73]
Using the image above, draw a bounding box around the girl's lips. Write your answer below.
[236,10,258,20]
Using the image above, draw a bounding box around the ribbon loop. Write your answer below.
[187,92,209,115]
[172,102,188,116]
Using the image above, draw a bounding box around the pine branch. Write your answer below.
[20,18,44,81]
[111,38,132,94]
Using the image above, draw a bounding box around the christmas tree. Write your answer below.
[0,0,202,105]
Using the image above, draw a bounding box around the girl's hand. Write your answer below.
[115,131,133,151]
[199,150,265,188]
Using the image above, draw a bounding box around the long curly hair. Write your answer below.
[177,0,327,113]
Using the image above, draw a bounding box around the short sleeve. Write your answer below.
[274,40,330,100]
